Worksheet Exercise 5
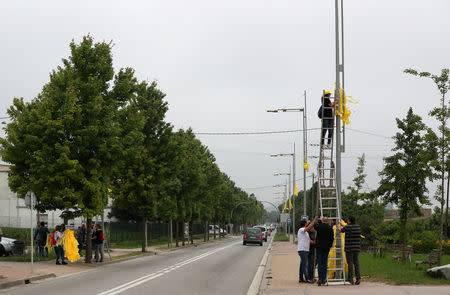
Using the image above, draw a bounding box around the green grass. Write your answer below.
[359,252,450,285]
[274,232,290,242]
[0,250,57,262]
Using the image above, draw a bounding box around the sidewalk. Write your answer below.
[260,237,449,295]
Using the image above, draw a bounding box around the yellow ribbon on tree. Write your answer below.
[293,184,298,197]
[288,197,293,210]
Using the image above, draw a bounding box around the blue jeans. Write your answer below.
[317,250,329,282]
[298,251,309,281]
[55,246,65,263]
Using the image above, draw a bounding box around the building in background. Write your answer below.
[0,164,111,229]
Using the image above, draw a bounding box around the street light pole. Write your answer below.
[302,90,307,217]
[292,143,296,243]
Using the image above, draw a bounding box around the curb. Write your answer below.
[0,273,56,290]
[247,231,275,295]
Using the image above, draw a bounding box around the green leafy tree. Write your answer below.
[111,68,173,252]
[378,108,435,263]
[1,36,120,262]
[404,68,450,264]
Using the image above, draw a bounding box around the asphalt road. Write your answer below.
[3,236,269,295]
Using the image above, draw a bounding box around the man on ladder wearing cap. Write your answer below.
[318,90,335,148]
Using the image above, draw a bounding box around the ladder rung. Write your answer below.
[331,248,342,250]
[319,178,335,180]
[320,197,336,200]
[319,187,335,190]
[321,128,334,129]
[321,207,337,210]
[318,168,334,170]
[328,257,343,260]
[323,107,334,109]
[327,268,345,271]
[322,117,334,119]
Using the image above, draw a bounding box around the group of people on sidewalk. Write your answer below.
[297,215,361,286]
[30,222,104,264]
[75,223,105,263]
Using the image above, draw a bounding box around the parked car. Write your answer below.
[253,226,268,242]
[243,228,263,246]
[208,225,227,236]
[0,237,16,256]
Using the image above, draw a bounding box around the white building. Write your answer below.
[0,164,111,229]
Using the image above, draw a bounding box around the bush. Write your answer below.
[411,230,438,253]
[274,232,289,242]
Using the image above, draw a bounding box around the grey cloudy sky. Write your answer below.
[1,0,449,210]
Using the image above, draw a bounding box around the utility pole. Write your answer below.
[302,90,308,217]
[311,173,315,219]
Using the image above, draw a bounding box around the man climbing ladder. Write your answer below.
[319,90,335,147]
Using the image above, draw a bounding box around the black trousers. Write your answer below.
[346,251,360,281]
[308,249,315,280]
[321,119,334,145]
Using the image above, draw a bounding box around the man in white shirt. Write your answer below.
[297,216,318,283]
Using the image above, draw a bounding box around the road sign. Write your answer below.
[301,215,309,221]
[280,213,290,223]
[287,218,292,227]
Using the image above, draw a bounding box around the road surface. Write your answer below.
[2,236,268,295]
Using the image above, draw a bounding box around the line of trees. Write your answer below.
[0,36,266,261]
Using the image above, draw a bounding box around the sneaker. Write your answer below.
[62,261,67,265]
[346,279,354,285]
[355,280,360,285]
[317,280,322,286]
[56,261,61,265]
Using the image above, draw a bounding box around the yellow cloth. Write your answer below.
[45,233,53,253]
[303,157,309,172]
[328,220,348,278]
[334,87,358,125]
[288,198,293,210]
[62,229,80,262]
[294,184,298,197]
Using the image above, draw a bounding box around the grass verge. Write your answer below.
[113,234,204,249]
[360,252,450,285]
[273,232,290,242]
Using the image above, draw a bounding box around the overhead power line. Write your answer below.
[346,127,392,139]
[194,127,322,135]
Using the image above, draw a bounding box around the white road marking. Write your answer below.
[97,241,241,295]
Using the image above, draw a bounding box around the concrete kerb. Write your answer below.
[0,273,56,290]
[247,231,275,295]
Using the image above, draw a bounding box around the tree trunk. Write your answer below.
[175,221,179,247]
[189,220,194,245]
[204,221,207,242]
[142,216,147,253]
[181,219,185,246]
[402,217,407,264]
[85,218,92,263]
[207,221,210,241]
[167,221,170,249]
[214,220,217,240]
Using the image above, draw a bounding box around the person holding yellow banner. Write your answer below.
[338,216,362,285]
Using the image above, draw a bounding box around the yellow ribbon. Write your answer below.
[303,157,309,172]
[334,87,358,125]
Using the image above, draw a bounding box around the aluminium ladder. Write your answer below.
[317,93,346,285]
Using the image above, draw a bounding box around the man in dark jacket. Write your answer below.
[315,217,334,286]
[76,224,86,255]
[36,222,49,257]
[339,216,361,285]
[320,91,335,147]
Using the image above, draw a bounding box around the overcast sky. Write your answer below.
[1,0,449,211]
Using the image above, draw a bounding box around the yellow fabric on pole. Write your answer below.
[328,220,348,279]
[303,157,309,172]
[284,200,288,211]
[334,87,358,126]
[294,184,298,196]
[289,198,293,210]
[62,229,80,262]
[45,233,53,253]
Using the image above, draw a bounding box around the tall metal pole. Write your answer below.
[30,203,33,273]
[303,90,307,217]
[334,0,342,222]
[292,143,296,244]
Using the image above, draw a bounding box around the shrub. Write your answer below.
[411,230,438,253]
